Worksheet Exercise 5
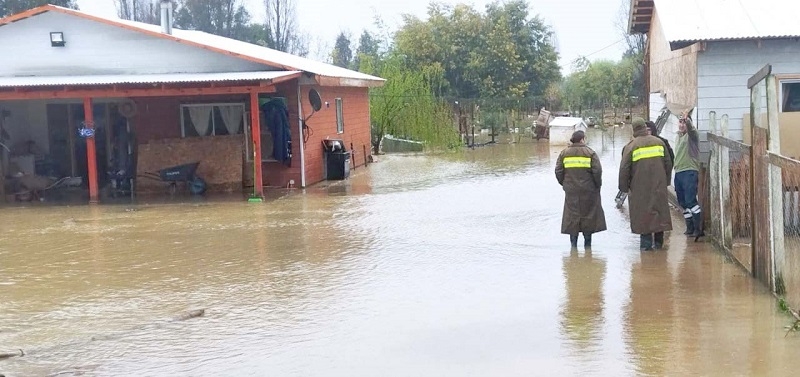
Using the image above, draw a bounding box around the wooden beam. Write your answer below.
[83,98,99,203]
[748,64,772,89]
[249,91,264,198]
[707,132,752,153]
[0,85,276,101]
[0,7,50,26]
[768,152,800,171]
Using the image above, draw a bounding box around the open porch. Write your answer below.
[0,71,301,203]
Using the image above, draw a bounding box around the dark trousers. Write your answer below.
[674,170,701,216]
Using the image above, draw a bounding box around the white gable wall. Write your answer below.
[0,11,272,77]
[697,39,800,142]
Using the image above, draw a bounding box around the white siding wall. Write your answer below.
[0,11,271,76]
[697,39,800,142]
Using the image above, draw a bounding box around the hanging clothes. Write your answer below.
[260,99,292,166]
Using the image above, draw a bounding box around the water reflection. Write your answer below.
[560,249,606,357]
[624,251,675,376]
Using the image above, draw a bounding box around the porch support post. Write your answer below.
[250,91,264,198]
[83,97,99,203]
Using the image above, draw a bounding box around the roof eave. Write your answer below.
[628,0,655,35]
[0,5,54,26]
[315,75,385,88]
[669,41,697,51]
[668,35,800,51]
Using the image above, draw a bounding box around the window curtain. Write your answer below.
[219,105,244,135]
[188,106,212,136]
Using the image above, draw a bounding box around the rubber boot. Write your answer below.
[684,215,694,235]
[640,234,654,251]
[653,232,665,249]
[692,212,705,241]
[570,234,579,248]
[583,232,592,248]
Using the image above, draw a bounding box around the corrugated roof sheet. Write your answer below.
[0,71,300,87]
[655,0,800,44]
[111,18,383,84]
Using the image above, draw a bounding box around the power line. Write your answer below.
[572,38,626,64]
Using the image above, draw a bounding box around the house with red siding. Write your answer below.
[0,3,383,203]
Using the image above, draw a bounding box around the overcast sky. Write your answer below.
[76,0,627,75]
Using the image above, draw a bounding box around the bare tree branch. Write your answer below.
[263,0,307,55]
[114,0,162,24]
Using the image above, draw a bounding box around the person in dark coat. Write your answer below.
[619,118,674,251]
[646,121,674,164]
[555,130,607,248]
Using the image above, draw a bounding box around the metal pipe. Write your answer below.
[297,84,307,188]
[160,0,172,35]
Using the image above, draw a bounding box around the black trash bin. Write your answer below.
[323,139,351,180]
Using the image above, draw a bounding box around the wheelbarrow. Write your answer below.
[139,162,205,195]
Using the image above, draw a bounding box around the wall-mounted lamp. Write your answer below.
[50,32,65,47]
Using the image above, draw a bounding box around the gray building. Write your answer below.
[629,0,800,158]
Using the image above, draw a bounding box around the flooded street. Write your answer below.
[2,130,800,376]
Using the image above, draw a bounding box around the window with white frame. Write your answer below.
[335,98,344,134]
[781,80,800,112]
[181,103,246,137]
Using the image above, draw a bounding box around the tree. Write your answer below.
[360,55,460,153]
[174,0,251,39]
[264,0,307,56]
[351,30,381,71]
[330,32,352,68]
[394,3,484,98]
[616,0,646,103]
[393,0,561,99]
[479,0,560,98]
[114,0,163,24]
[0,0,77,17]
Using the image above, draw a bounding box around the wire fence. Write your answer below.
[707,69,800,311]
[432,97,645,146]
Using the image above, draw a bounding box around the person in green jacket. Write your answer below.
[674,114,704,239]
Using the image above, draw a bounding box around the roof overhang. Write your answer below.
[628,0,655,34]
[316,75,385,88]
[0,71,301,88]
[0,71,301,100]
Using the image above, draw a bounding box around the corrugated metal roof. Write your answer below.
[0,71,300,88]
[105,12,383,85]
[655,0,800,44]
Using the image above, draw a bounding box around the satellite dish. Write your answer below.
[309,89,322,112]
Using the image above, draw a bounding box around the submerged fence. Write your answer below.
[706,65,800,310]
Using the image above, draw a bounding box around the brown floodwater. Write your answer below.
[1,129,799,376]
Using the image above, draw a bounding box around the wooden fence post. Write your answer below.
[721,114,733,249]
[766,75,785,293]
[709,111,721,242]
[749,74,772,285]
